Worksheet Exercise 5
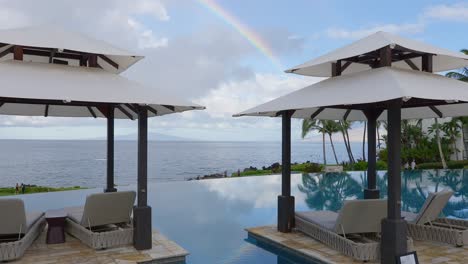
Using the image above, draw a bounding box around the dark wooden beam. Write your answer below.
[116,105,135,120]
[404,59,419,71]
[429,105,443,118]
[124,103,139,114]
[22,48,82,60]
[98,54,119,69]
[341,61,352,72]
[13,46,23,60]
[53,59,68,65]
[0,46,13,59]
[96,105,110,118]
[310,107,325,119]
[343,109,352,121]
[161,105,175,112]
[44,104,49,117]
[422,54,433,73]
[87,106,97,118]
[146,105,158,116]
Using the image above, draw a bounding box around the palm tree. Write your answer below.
[442,120,462,160]
[362,121,367,161]
[339,121,355,163]
[446,49,468,81]
[302,119,327,165]
[428,119,448,169]
[377,121,382,149]
[322,120,340,164]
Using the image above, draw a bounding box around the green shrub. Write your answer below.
[352,161,368,171]
[292,162,322,173]
[376,160,387,170]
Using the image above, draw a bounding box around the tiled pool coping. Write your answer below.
[247,225,468,264]
[15,229,188,264]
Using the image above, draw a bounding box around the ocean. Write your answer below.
[0,140,365,188]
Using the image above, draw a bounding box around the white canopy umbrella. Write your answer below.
[0,26,143,74]
[0,60,204,119]
[286,31,468,77]
[235,67,468,121]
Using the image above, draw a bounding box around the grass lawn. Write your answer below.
[0,186,85,196]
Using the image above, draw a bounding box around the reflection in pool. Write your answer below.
[8,170,468,263]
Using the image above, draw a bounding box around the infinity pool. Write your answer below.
[12,170,468,263]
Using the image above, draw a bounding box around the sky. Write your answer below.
[0,0,467,141]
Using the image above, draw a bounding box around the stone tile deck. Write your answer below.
[247,225,468,264]
[15,230,188,264]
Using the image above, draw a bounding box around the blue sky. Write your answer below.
[0,0,467,141]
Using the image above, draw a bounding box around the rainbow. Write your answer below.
[197,0,283,70]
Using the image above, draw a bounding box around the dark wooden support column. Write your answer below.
[278,110,295,233]
[381,99,407,264]
[363,109,382,199]
[105,106,117,193]
[133,105,152,250]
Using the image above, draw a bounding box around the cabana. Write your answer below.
[235,31,468,263]
[0,26,204,250]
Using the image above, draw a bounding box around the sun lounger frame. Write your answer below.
[0,216,46,261]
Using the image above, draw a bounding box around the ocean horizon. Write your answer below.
[0,139,366,188]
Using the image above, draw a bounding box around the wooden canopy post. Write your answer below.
[381,99,407,263]
[278,110,295,233]
[133,105,152,250]
[363,108,383,199]
[105,105,117,193]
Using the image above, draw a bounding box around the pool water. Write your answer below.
[13,169,468,263]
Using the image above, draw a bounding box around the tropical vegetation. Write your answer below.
[0,185,84,196]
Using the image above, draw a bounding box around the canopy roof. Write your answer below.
[0,26,143,74]
[0,61,204,119]
[286,31,468,77]
[234,67,468,121]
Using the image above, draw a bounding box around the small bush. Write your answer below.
[376,160,388,170]
[292,162,322,173]
[352,161,368,171]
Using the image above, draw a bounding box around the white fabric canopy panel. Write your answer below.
[234,67,468,121]
[0,26,143,74]
[0,60,204,119]
[285,31,468,77]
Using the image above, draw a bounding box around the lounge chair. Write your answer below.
[64,191,136,249]
[403,189,468,246]
[0,199,45,261]
[295,199,413,261]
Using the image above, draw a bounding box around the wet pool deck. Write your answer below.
[15,229,188,264]
[247,225,468,264]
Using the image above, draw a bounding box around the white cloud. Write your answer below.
[132,0,170,21]
[127,17,168,49]
[424,3,468,22]
[326,22,425,39]
[196,73,321,118]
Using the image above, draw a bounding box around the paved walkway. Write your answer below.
[16,229,188,264]
[248,225,468,264]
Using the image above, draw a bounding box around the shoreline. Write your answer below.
[0,185,86,197]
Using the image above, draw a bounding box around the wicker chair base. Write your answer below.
[407,218,468,246]
[65,219,134,249]
[0,217,46,261]
[296,216,413,261]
